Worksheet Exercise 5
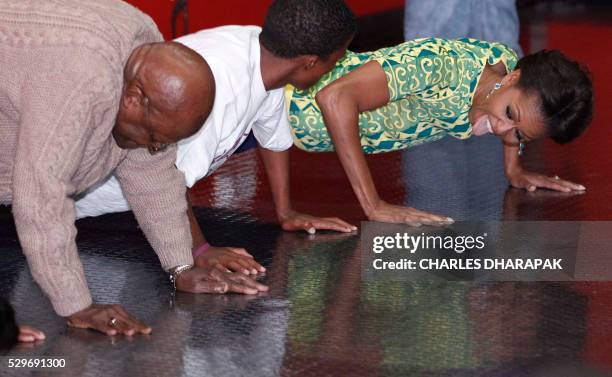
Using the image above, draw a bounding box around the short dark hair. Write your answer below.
[260,0,356,59]
[516,50,593,144]
[0,297,19,352]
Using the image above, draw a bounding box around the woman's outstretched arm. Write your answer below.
[503,143,585,192]
[315,61,453,225]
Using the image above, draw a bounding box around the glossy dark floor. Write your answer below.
[2,4,612,377]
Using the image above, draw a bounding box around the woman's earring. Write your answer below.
[485,82,503,101]
[518,141,526,157]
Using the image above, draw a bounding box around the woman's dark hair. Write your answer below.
[260,0,356,60]
[0,297,19,351]
[516,50,593,144]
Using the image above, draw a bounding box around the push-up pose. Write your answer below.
[75,0,357,274]
[0,0,270,338]
[287,38,593,225]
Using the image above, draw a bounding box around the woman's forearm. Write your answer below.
[316,87,382,216]
[314,61,391,217]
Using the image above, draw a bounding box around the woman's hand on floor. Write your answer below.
[279,210,357,234]
[66,304,152,337]
[176,266,268,295]
[194,246,265,275]
[367,200,454,226]
[508,170,586,192]
[18,325,45,342]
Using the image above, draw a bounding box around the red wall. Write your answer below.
[126,0,405,40]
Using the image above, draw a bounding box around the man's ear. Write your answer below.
[121,83,145,110]
[502,69,521,86]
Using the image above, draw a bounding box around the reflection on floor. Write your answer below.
[2,3,612,377]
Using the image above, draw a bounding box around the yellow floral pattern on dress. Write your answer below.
[286,38,518,153]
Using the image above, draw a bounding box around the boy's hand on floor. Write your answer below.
[194,246,265,275]
[280,210,357,234]
[367,200,454,226]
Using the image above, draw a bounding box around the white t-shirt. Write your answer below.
[176,25,292,187]
[75,25,293,218]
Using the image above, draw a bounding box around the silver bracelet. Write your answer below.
[167,264,194,292]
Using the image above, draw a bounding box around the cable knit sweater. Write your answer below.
[0,0,193,316]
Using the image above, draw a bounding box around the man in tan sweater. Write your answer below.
[0,0,266,338]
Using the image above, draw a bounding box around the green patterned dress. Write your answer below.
[286,38,518,153]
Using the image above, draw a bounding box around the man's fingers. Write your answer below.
[224,278,268,295]
[112,306,151,335]
[195,280,230,294]
[225,274,269,293]
[63,304,157,338]
[185,267,268,295]
[95,319,118,336]
[226,283,259,295]
[102,305,136,336]
[108,316,134,336]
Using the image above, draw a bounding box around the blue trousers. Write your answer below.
[404,0,523,57]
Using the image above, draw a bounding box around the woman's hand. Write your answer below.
[367,200,454,226]
[280,210,357,234]
[175,266,268,295]
[194,246,265,275]
[508,170,586,192]
[18,325,45,343]
[66,304,151,337]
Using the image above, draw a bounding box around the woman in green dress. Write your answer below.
[286,37,593,225]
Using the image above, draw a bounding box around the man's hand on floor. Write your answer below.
[66,304,151,337]
[176,266,268,295]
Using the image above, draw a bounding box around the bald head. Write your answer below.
[113,42,215,152]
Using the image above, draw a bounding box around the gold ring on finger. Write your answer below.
[109,317,119,328]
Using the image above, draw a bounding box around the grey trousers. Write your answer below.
[404,0,523,56]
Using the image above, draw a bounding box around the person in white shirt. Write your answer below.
[75,0,357,275]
